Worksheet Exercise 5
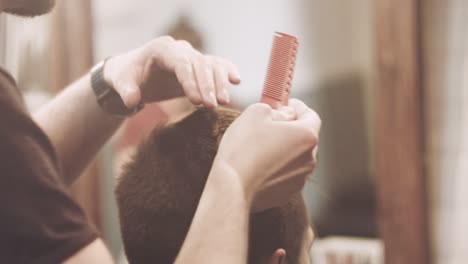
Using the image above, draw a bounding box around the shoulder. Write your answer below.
[0,66,58,169]
[0,66,26,112]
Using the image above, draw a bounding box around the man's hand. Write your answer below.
[213,99,321,211]
[176,99,320,264]
[103,36,241,109]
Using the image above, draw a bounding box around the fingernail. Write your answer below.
[230,73,241,84]
[209,91,218,107]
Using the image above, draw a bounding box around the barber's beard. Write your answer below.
[4,0,55,17]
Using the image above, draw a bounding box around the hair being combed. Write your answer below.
[116,107,308,264]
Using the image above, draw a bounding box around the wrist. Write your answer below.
[91,57,144,117]
[206,159,254,210]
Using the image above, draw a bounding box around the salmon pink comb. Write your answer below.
[261,32,299,109]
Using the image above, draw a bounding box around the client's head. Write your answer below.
[116,107,314,264]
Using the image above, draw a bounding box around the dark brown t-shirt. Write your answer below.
[0,67,97,263]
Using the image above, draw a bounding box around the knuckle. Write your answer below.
[312,110,322,125]
[249,103,271,115]
[193,53,205,66]
[159,35,175,43]
[177,39,192,47]
[147,35,175,53]
[187,93,201,103]
[305,109,322,129]
[289,98,301,105]
[302,130,318,147]
[175,57,192,72]
[178,52,191,63]
[204,55,216,61]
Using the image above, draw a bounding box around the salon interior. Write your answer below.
[1,0,467,263]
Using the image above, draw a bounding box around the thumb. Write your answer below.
[117,82,142,109]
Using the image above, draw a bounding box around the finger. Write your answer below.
[213,65,230,104]
[193,56,217,108]
[174,57,202,105]
[278,106,297,120]
[117,81,141,109]
[288,98,310,118]
[295,109,321,136]
[271,106,296,121]
[245,103,272,118]
[224,60,241,84]
[288,98,321,134]
[177,39,193,49]
[145,36,175,68]
[273,149,316,181]
[252,169,310,212]
[252,175,305,212]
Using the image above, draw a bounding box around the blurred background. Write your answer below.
[1,0,467,263]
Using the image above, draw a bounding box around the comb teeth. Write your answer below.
[261,32,299,109]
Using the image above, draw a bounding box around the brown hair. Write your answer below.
[116,107,309,264]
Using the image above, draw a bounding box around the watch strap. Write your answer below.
[91,59,144,117]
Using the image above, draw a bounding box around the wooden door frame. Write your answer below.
[374,0,430,263]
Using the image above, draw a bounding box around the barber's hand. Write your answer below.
[213,99,321,211]
[103,36,241,109]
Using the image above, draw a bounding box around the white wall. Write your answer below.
[424,1,468,263]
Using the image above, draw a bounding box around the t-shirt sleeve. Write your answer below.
[0,88,98,263]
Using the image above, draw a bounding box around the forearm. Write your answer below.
[34,74,124,184]
[175,162,252,264]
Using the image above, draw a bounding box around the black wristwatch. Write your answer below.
[90,58,144,117]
